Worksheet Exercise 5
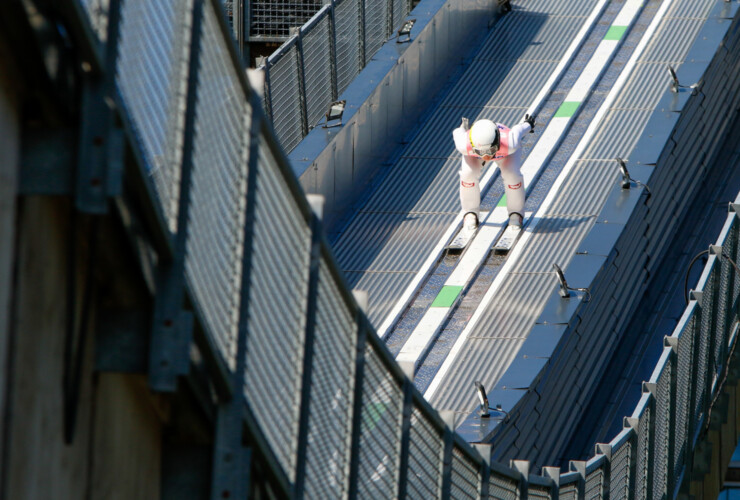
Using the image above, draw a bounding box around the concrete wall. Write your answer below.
[2,196,164,500]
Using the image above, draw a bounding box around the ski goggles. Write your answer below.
[472,144,499,157]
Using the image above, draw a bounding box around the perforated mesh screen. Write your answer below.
[117,0,192,233]
[250,0,323,39]
[335,0,362,95]
[303,258,357,498]
[302,14,334,129]
[529,484,553,499]
[356,345,403,498]
[609,439,632,499]
[489,474,518,500]
[450,446,480,499]
[268,46,304,152]
[653,365,671,498]
[185,1,249,372]
[695,269,714,423]
[407,408,443,499]
[635,407,651,499]
[585,467,605,500]
[244,139,311,479]
[559,482,578,500]
[391,0,406,34]
[674,319,694,481]
[364,0,388,58]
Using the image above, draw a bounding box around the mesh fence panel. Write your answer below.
[244,138,311,480]
[731,222,740,315]
[117,0,192,233]
[585,467,605,500]
[635,406,651,499]
[79,0,110,41]
[717,253,731,369]
[185,1,248,371]
[391,0,406,34]
[674,316,695,483]
[695,267,714,424]
[364,0,388,61]
[302,14,334,130]
[559,482,578,500]
[407,408,443,499]
[488,473,518,500]
[303,258,357,498]
[653,365,671,499]
[268,46,304,152]
[529,484,553,499]
[250,0,323,39]
[450,446,480,499]
[335,0,362,95]
[356,344,403,498]
[609,438,632,499]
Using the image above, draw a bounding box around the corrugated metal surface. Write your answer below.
[429,0,719,415]
[331,0,596,326]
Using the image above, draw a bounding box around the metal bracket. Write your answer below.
[149,309,195,391]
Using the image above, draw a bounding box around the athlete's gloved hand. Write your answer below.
[461,117,469,131]
[524,114,536,133]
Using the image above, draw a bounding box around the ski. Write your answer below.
[493,213,531,254]
[446,211,489,254]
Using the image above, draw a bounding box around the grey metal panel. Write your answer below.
[547,160,619,216]
[640,17,705,63]
[432,337,526,411]
[665,0,715,20]
[334,212,455,271]
[476,12,589,63]
[518,0,595,16]
[581,109,654,160]
[443,60,559,108]
[610,63,678,111]
[360,158,461,213]
[510,216,594,273]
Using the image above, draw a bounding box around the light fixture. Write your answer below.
[668,65,680,92]
[397,19,416,43]
[552,263,591,301]
[475,380,490,418]
[615,157,651,197]
[323,100,346,128]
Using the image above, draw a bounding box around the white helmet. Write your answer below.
[469,120,500,157]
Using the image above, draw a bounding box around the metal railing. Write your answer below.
[258,0,411,152]
[73,0,740,497]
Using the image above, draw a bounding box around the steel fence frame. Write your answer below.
[71,0,740,497]
[259,0,411,153]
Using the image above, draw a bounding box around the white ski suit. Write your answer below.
[452,121,532,219]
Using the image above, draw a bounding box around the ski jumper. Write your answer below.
[452,121,531,219]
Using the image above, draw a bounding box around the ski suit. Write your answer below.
[452,121,531,219]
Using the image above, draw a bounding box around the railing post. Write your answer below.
[291,195,325,498]
[513,460,531,499]
[664,339,679,496]
[328,0,339,101]
[148,0,204,392]
[474,444,492,499]
[346,302,369,499]
[642,385,657,500]
[358,0,366,69]
[209,97,263,500]
[291,27,309,138]
[396,362,414,499]
[439,411,455,499]
[75,0,124,213]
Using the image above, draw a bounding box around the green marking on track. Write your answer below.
[604,25,628,41]
[497,195,507,208]
[554,101,580,118]
[363,403,387,430]
[432,285,463,308]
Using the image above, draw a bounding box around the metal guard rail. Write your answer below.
[257,0,411,153]
[72,0,740,497]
